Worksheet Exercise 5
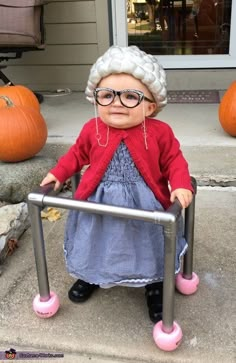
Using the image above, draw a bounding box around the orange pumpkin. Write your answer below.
[218,81,236,137]
[0,84,40,111]
[0,96,47,162]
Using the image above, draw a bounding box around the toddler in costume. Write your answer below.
[40,46,193,323]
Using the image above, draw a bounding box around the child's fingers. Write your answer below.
[40,174,62,191]
[171,192,184,207]
[40,173,57,187]
[178,194,188,209]
[170,190,192,209]
[170,193,176,203]
[54,180,61,190]
[40,177,53,186]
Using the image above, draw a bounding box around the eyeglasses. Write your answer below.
[93,87,154,108]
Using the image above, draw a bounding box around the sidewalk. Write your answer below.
[0,188,235,362]
[0,93,235,362]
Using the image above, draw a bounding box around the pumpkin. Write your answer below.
[0,84,40,111]
[218,81,236,137]
[0,96,47,162]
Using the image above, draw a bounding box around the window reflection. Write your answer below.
[127,0,231,55]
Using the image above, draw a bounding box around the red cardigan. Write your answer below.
[50,117,193,209]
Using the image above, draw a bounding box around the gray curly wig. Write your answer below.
[85,45,167,116]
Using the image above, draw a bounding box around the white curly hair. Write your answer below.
[85,45,167,116]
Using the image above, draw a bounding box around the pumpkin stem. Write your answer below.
[0,95,14,107]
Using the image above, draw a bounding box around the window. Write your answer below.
[112,0,236,68]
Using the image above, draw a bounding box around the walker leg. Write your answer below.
[153,218,182,351]
[33,291,60,318]
[28,201,59,318]
[153,321,183,352]
[176,178,199,295]
[175,271,199,295]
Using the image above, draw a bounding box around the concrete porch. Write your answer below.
[40,91,236,185]
[0,92,235,362]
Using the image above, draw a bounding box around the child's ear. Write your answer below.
[146,102,157,117]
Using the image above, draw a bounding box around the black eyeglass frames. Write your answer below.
[93,87,154,108]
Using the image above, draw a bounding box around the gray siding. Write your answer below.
[1,0,110,91]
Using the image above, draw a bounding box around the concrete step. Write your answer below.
[39,93,236,187]
[0,188,235,363]
[39,143,236,187]
[182,146,236,187]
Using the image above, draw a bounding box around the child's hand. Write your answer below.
[40,173,61,191]
[170,188,193,209]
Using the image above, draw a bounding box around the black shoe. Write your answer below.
[145,282,163,323]
[68,279,99,303]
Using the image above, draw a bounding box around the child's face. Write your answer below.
[96,74,157,129]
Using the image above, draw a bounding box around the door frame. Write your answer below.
[111,0,236,69]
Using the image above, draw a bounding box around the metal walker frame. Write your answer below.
[27,176,198,351]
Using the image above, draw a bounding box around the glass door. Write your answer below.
[111,0,236,68]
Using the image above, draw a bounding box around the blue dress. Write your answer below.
[64,143,187,287]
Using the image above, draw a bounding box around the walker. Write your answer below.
[27,175,199,352]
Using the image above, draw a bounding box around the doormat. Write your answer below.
[167,90,220,104]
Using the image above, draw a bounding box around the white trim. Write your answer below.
[111,0,128,46]
[114,0,236,69]
[95,0,110,56]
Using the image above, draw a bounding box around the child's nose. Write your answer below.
[112,95,122,105]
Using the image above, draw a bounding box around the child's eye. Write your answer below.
[103,93,113,99]
[124,92,139,100]
[98,91,113,100]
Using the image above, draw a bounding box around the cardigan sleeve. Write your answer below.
[158,124,193,192]
[49,124,91,183]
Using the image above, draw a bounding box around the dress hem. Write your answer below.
[66,241,188,288]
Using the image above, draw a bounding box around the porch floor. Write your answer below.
[40,90,231,148]
[0,90,235,362]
